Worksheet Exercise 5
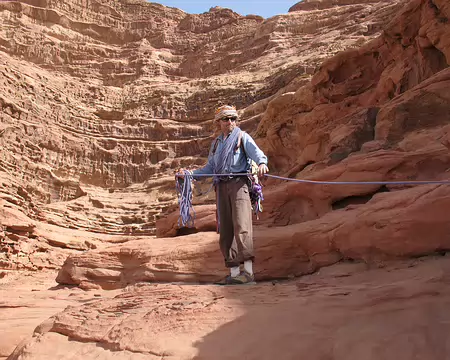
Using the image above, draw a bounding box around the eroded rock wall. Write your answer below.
[0,0,401,253]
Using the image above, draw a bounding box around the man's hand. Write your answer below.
[258,164,269,178]
[175,168,185,180]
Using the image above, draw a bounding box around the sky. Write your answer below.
[150,0,300,19]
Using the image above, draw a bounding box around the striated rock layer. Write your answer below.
[57,181,450,287]
[155,0,450,232]
[1,0,449,279]
[0,0,402,242]
[3,0,450,359]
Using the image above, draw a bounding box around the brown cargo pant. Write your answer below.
[216,177,254,268]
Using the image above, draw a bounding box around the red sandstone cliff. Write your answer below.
[1,0,404,268]
[2,0,450,359]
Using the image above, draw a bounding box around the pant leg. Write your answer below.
[230,178,254,263]
[217,181,239,268]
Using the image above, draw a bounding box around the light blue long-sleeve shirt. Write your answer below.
[193,131,268,177]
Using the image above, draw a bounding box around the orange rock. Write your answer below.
[2,0,450,357]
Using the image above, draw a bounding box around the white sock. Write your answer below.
[230,266,240,278]
[244,260,253,275]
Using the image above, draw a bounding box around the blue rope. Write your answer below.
[212,127,242,183]
[264,174,450,185]
[177,173,450,185]
[180,173,248,178]
[176,172,450,227]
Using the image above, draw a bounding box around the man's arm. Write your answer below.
[190,140,216,179]
[176,158,213,181]
[242,132,269,177]
[192,159,214,177]
[242,132,268,165]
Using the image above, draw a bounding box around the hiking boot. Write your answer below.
[228,271,256,285]
[214,272,256,285]
[214,275,235,285]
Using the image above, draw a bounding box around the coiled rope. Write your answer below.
[176,170,195,227]
[211,127,241,184]
[176,172,450,227]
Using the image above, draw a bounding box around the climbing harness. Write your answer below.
[175,172,450,228]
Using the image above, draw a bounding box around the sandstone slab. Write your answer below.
[9,257,450,359]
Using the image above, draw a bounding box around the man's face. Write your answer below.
[219,115,237,135]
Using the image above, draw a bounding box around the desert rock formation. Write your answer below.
[0,0,402,239]
[57,0,450,288]
[2,0,450,358]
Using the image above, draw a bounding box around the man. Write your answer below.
[180,105,269,285]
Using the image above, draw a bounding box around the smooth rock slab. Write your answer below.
[9,257,450,359]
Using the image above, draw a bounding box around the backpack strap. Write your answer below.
[212,130,243,155]
[236,130,243,153]
[211,137,220,155]
[238,131,252,172]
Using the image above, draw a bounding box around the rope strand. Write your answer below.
[175,172,450,228]
[264,174,450,185]
[177,173,450,185]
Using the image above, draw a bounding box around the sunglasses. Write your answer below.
[220,116,237,122]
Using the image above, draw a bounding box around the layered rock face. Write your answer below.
[289,0,390,11]
[0,0,402,269]
[2,0,450,359]
[256,0,450,225]
[56,0,450,288]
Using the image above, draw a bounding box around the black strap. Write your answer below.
[211,131,243,155]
